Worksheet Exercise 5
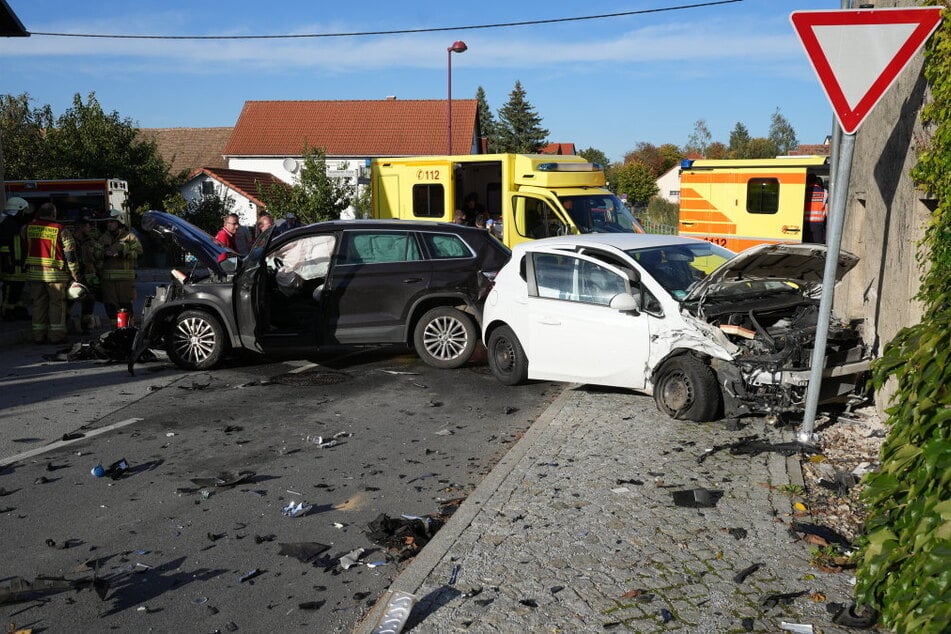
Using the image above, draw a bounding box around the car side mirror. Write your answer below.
[609,291,641,314]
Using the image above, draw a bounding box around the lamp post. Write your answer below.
[447,40,467,155]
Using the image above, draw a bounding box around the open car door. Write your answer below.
[234,228,273,351]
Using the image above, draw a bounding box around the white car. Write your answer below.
[482,234,869,422]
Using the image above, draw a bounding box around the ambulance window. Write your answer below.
[412,184,445,218]
[747,178,779,214]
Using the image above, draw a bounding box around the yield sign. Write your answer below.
[791,8,942,134]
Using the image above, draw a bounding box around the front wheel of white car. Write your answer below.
[487,325,528,386]
[653,356,721,422]
[167,309,228,371]
[414,307,478,369]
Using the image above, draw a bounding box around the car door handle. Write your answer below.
[403,277,424,283]
[538,318,561,325]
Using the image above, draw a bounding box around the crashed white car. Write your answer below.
[482,234,869,422]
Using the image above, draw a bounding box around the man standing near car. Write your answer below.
[215,213,240,250]
[23,202,81,344]
[99,209,142,324]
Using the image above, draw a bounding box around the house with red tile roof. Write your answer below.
[139,127,233,177]
[175,99,479,222]
[183,167,289,225]
[222,99,480,193]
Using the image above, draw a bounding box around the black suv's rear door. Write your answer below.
[324,229,432,344]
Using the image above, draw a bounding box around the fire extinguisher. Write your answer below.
[117,308,130,329]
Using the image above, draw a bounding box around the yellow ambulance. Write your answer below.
[371,153,645,249]
[678,155,830,252]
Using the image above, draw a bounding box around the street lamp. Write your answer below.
[447,40,467,155]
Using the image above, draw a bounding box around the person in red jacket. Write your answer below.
[804,175,828,244]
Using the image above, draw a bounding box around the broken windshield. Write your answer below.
[559,194,646,234]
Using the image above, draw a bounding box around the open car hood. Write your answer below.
[683,243,859,302]
[141,210,234,277]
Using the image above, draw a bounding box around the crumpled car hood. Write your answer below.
[141,210,234,277]
[683,243,859,302]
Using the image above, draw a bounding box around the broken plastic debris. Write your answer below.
[371,590,417,634]
[277,542,330,563]
[333,522,345,529]
[0,575,109,605]
[281,501,311,517]
[339,547,365,570]
[779,622,814,634]
[659,608,674,623]
[367,561,387,568]
[611,487,630,494]
[189,470,254,488]
[671,488,723,508]
[238,569,261,583]
[91,464,106,478]
[299,600,325,610]
[733,563,762,584]
[435,429,453,436]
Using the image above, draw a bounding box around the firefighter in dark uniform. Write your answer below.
[1,197,31,320]
[72,216,103,333]
[23,202,82,344]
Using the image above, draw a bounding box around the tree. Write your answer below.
[577,147,614,188]
[475,86,499,153]
[768,108,798,155]
[744,137,779,158]
[705,142,729,159]
[614,161,658,205]
[0,93,53,179]
[495,81,549,153]
[658,144,684,172]
[685,119,712,157]
[728,122,750,158]
[163,190,235,236]
[43,92,176,210]
[257,146,352,223]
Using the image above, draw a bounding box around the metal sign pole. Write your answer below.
[798,132,855,444]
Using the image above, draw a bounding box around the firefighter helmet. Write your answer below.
[4,197,29,215]
[67,282,90,301]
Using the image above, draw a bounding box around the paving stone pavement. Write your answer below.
[357,386,876,634]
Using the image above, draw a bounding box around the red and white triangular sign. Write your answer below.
[791,8,942,134]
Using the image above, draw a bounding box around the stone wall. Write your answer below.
[834,0,934,412]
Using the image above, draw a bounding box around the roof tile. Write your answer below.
[222,99,479,157]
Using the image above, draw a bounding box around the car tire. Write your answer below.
[653,356,721,422]
[413,306,478,369]
[486,325,529,386]
[167,309,228,371]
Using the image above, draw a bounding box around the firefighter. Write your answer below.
[23,202,82,344]
[1,197,32,320]
[72,216,103,333]
[99,209,142,322]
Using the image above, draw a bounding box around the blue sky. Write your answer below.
[1,0,842,162]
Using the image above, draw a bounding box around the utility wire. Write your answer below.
[29,0,742,40]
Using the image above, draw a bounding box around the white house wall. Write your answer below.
[181,176,258,226]
[655,166,681,204]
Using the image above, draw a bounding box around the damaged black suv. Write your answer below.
[130,212,510,371]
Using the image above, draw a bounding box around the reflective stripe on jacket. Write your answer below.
[25,220,78,282]
[806,184,827,223]
[100,229,142,281]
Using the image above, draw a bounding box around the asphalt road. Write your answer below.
[0,342,556,632]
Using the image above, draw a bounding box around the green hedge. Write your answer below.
[854,3,951,632]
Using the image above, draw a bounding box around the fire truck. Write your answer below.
[3,178,130,225]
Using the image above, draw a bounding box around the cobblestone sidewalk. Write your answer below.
[358,387,874,633]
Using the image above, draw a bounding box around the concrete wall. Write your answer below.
[835,0,933,412]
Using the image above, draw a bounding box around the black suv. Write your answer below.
[130,212,510,371]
